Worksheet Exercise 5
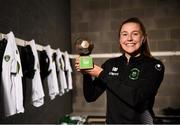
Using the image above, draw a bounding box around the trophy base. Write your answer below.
[79,56,93,69]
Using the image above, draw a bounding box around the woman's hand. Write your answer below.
[85,65,103,77]
[75,57,103,77]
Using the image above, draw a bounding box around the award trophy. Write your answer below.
[75,38,94,69]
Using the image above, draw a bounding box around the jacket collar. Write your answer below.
[121,53,145,65]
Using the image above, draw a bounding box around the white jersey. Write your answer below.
[64,51,73,90]
[44,45,59,100]
[1,31,24,116]
[55,49,67,95]
[29,40,45,107]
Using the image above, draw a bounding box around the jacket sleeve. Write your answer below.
[83,74,106,102]
[98,60,165,108]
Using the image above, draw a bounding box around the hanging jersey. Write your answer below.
[0,39,7,80]
[19,45,35,79]
[40,50,51,80]
[29,40,45,107]
[55,49,68,95]
[0,39,7,116]
[64,51,73,91]
[1,31,24,116]
[19,44,35,106]
[44,45,59,100]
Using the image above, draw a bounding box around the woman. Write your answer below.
[75,17,165,124]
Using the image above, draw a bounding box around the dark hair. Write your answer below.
[119,17,152,58]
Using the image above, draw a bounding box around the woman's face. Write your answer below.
[119,22,144,57]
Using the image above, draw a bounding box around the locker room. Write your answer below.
[0,0,180,124]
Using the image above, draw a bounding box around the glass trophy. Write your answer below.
[75,38,94,69]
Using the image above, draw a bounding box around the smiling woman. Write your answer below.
[119,17,152,62]
[120,22,144,60]
[75,17,165,124]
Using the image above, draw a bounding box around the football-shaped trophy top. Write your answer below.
[75,37,94,55]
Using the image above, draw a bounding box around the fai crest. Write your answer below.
[129,68,140,80]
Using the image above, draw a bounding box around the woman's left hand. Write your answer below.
[85,65,103,77]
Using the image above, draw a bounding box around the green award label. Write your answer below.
[79,56,93,69]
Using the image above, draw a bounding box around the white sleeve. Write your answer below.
[64,51,73,90]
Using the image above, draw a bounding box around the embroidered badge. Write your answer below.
[17,62,20,73]
[155,64,162,71]
[37,63,40,70]
[109,72,119,76]
[59,58,63,70]
[129,68,140,80]
[112,67,118,72]
[4,55,10,62]
[46,58,49,63]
